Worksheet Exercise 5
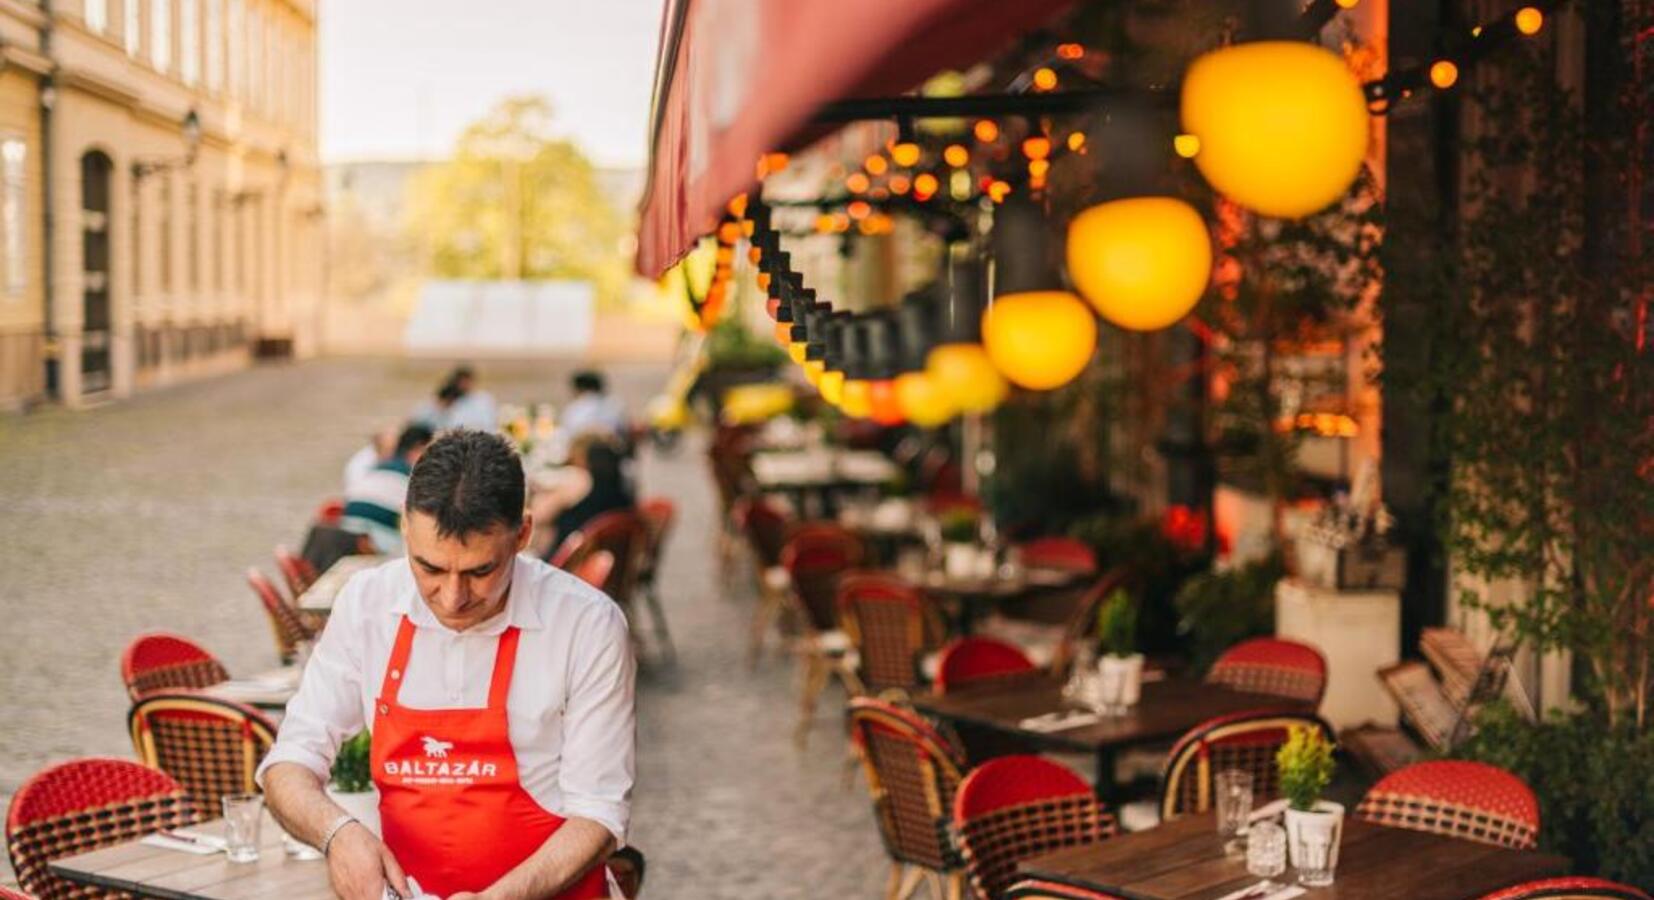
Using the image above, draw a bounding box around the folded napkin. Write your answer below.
[1214,882,1306,900]
[140,831,225,855]
[1018,710,1103,733]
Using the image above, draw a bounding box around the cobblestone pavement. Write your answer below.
[0,358,885,897]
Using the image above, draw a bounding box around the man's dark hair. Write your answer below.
[437,381,463,404]
[571,370,605,394]
[394,424,435,458]
[406,430,525,536]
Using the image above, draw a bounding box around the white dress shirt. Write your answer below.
[257,554,635,845]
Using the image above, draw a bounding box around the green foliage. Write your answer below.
[1096,589,1139,657]
[331,731,373,793]
[938,507,980,544]
[1173,552,1285,674]
[406,95,631,307]
[1453,704,1654,887]
[1069,512,1208,656]
[1276,724,1335,812]
[703,315,787,372]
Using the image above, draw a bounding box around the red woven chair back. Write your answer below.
[1054,568,1130,673]
[127,693,278,819]
[706,429,755,516]
[1004,880,1128,899]
[0,886,37,900]
[780,523,864,633]
[1207,637,1329,705]
[837,573,942,694]
[846,698,965,874]
[935,637,1038,694]
[1356,760,1540,850]
[574,510,650,606]
[1016,537,1098,573]
[548,529,588,569]
[1161,710,1334,820]
[273,544,318,598]
[246,568,314,665]
[1478,878,1652,900]
[637,497,676,583]
[119,633,230,701]
[573,550,617,591]
[732,495,792,568]
[954,755,1117,899]
[5,758,200,900]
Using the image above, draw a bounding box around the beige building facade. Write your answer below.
[0,0,321,410]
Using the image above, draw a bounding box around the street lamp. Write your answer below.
[133,108,202,179]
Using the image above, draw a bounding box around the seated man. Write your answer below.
[260,430,634,900]
[339,424,433,553]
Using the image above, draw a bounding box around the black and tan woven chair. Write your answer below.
[735,495,796,664]
[1004,879,1129,899]
[837,572,947,699]
[953,755,1117,899]
[1355,760,1540,850]
[119,633,230,701]
[1160,710,1334,821]
[1206,637,1329,706]
[5,757,201,900]
[1048,568,1131,675]
[782,523,866,744]
[246,567,316,665]
[1478,878,1652,900]
[847,698,968,900]
[128,693,278,819]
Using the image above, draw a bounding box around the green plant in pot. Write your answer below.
[1094,589,1143,713]
[936,507,986,580]
[328,730,382,835]
[1276,724,1341,886]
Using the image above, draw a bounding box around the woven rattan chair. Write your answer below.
[1004,880,1127,899]
[636,499,678,663]
[847,698,968,900]
[1206,637,1329,706]
[1049,568,1131,675]
[838,573,946,697]
[273,544,318,598]
[782,524,866,743]
[5,757,201,900]
[246,567,316,665]
[119,633,230,701]
[0,886,38,900]
[1160,710,1335,821]
[934,637,1038,695]
[128,693,278,819]
[1015,537,1098,574]
[1478,878,1652,900]
[1355,760,1540,850]
[548,529,588,569]
[572,550,617,591]
[735,496,795,664]
[954,755,1117,899]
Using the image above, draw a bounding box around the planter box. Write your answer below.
[1275,578,1400,730]
[1297,541,1405,591]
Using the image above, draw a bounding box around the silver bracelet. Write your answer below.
[320,813,360,857]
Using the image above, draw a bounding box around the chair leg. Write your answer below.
[795,650,830,748]
[643,585,676,665]
[884,863,906,900]
[894,865,925,900]
[943,871,965,900]
[923,871,945,900]
[749,586,780,669]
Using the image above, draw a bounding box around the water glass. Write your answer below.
[1214,769,1254,855]
[221,794,263,863]
[282,830,323,861]
[1293,830,1339,887]
[1246,820,1287,889]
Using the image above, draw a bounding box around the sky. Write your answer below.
[319,0,666,168]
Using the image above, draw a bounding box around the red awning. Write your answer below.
[635,0,1075,278]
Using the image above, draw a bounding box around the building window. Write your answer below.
[125,0,142,56]
[205,0,222,91]
[86,0,109,33]
[180,0,199,84]
[1,139,25,298]
[151,0,170,71]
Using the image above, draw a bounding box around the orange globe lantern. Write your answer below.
[867,380,905,426]
[925,344,1006,414]
[840,379,874,418]
[981,291,1097,390]
[1067,196,1212,332]
[894,370,956,427]
[819,369,846,406]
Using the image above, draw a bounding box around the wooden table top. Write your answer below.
[201,667,300,711]
[1020,813,1570,900]
[913,565,1088,602]
[50,813,331,900]
[750,448,898,488]
[912,676,1311,753]
[296,554,390,613]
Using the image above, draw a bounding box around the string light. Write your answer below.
[865,154,889,176]
[950,169,973,200]
[987,180,1011,203]
[1022,135,1052,160]
[1174,134,1202,158]
[913,172,939,199]
[943,144,970,167]
[1514,6,1544,35]
[973,119,1000,143]
[888,174,912,195]
[890,142,921,167]
[1066,132,1086,152]
[846,172,870,194]
[1032,67,1059,91]
[847,200,872,220]
[726,194,748,218]
[756,153,789,178]
[1335,0,1359,7]
[1429,59,1460,89]
[1056,43,1084,60]
[1028,159,1050,179]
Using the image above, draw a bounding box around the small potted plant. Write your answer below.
[1276,724,1341,886]
[937,507,982,579]
[327,730,381,836]
[1095,588,1143,712]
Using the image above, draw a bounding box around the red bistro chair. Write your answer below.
[1160,711,1335,821]
[1206,637,1329,706]
[246,568,316,666]
[847,698,968,900]
[934,636,1038,694]
[1478,879,1653,900]
[119,633,230,700]
[1016,537,1098,574]
[572,550,617,591]
[128,692,279,819]
[780,523,865,743]
[1356,760,1540,850]
[273,544,318,598]
[1004,880,1129,899]
[5,758,201,900]
[953,755,1117,899]
[837,572,945,697]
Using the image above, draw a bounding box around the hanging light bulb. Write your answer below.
[1067,196,1212,331]
[893,289,956,427]
[865,154,889,176]
[981,194,1097,390]
[913,172,940,200]
[943,144,970,167]
[846,172,870,194]
[1514,6,1543,35]
[1429,59,1459,89]
[890,142,921,168]
[1032,67,1058,91]
[973,119,1000,143]
[925,253,1007,414]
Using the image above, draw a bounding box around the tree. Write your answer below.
[405,96,630,306]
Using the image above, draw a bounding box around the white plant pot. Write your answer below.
[1284,800,1344,886]
[327,784,382,838]
[945,543,978,579]
[1097,653,1144,710]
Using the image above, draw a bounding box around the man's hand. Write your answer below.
[326,823,412,900]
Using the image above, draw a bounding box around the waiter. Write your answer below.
[261,430,635,900]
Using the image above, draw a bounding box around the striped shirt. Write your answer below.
[340,458,411,553]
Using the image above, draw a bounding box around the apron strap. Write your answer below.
[380,615,418,704]
[488,627,521,710]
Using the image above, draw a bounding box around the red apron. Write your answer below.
[371,616,608,899]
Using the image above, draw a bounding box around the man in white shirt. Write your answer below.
[445,366,500,432]
[549,371,628,463]
[260,430,635,900]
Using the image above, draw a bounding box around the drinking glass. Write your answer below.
[1214,769,1254,856]
[1245,820,1287,890]
[1293,827,1340,887]
[221,794,263,863]
[282,830,323,861]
